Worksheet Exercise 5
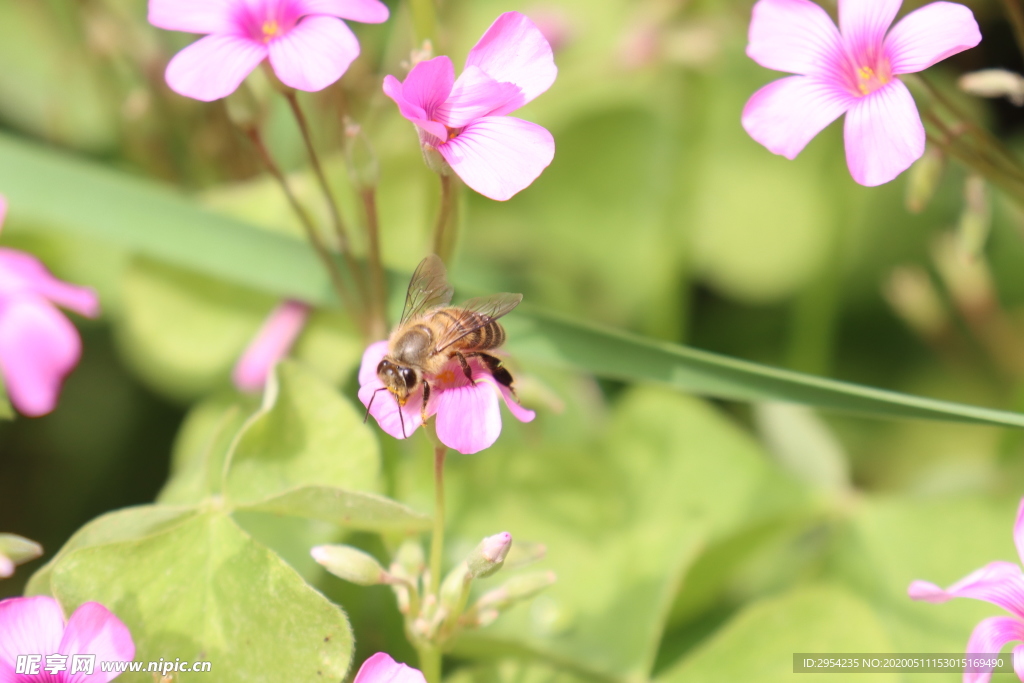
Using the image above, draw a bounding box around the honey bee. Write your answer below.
[365,254,522,436]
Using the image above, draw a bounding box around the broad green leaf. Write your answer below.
[754,403,851,493]
[50,511,353,683]
[5,132,1024,427]
[235,485,431,534]
[446,660,595,683]
[25,505,196,597]
[657,585,898,683]
[444,388,807,681]
[224,361,380,505]
[159,393,259,505]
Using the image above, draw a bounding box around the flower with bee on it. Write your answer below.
[358,255,535,454]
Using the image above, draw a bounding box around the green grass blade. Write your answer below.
[3,133,1024,427]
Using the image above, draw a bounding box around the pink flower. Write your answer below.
[232,299,311,392]
[353,653,426,683]
[382,12,557,201]
[909,498,1024,682]
[149,0,390,102]
[0,596,135,682]
[0,197,100,417]
[357,341,535,455]
[742,0,981,186]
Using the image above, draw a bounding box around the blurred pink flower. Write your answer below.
[383,12,557,201]
[909,498,1024,682]
[0,197,100,417]
[358,340,535,455]
[0,596,134,682]
[233,299,311,392]
[742,0,981,186]
[353,653,425,683]
[149,0,389,102]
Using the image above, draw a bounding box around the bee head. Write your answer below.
[377,359,419,405]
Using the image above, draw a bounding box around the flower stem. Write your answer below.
[432,174,458,262]
[429,443,446,598]
[282,91,369,303]
[241,125,366,335]
[417,645,442,683]
[1002,0,1024,63]
[408,0,438,45]
[361,186,389,339]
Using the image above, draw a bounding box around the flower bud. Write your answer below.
[477,571,557,611]
[392,539,425,579]
[905,146,945,214]
[0,534,42,579]
[311,545,389,586]
[883,266,949,339]
[467,532,512,579]
[439,562,471,611]
[959,69,1024,106]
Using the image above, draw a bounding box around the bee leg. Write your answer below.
[455,351,474,381]
[421,380,431,426]
[469,352,516,397]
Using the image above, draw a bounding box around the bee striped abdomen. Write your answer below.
[433,308,506,351]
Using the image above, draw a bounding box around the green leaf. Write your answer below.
[159,393,259,505]
[446,660,596,683]
[224,361,380,505]
[5,132,1024,427]
[656,585,899,683]
[25,505,196,597]
[234,485,431,534]
[445,388,807,681]
[0,372,12,420]
[50,511,353,683]
[0,533,42,564]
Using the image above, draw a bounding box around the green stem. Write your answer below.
[432,174,458,262]
[417,645,442,683]
[1002,0,1024,64]
[429,444,446,598]
[282,91,369,303]
[361,187,389,340]
[408,0,438,46]
[241,126,364,331]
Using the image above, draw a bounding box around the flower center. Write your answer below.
[853,62,891,97]
[261,20,280,42]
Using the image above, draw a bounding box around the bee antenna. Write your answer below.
[364,387,387,424]
[398,401,407,439]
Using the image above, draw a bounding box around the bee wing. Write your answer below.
[434,293,524,352]
[400,254,455,325]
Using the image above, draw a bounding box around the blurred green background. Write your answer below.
[5,0,1024,681]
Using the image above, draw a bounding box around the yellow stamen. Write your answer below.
[262,20,279,42]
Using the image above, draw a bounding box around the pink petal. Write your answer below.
[464,12,557,113]
[147,0,237,34]
[0,295,82,418]
[746,0,845,78]
[358,381,424,440]
[436,67,522,129]
[434,377,502,454]
[1015,499,1024,569]
[0,555,13,579]
[165,34,267,102]
[478,374,535,423]
[233,300,311,393]
[358,340,390,387]
[400,57,455,119]
[0,249,100,318]
[964,616,1024,683]
[1014,643,1024,681]
[908,561,1024,619]
[299,0,389,23]
[59,603,135,683]
[352,653,427,683]
[0,596,66,680]
[268,15,359,92]
[382,76,449,143]
[844,79,924,186]
[838,0,901,57]
[884,1,982,75]
[742,75,854,160]
[438,116,555,201]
